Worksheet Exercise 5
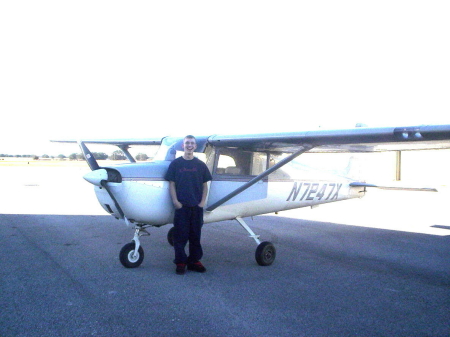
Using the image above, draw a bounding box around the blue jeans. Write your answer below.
[173,206,204,264]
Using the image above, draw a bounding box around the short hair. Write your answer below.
[184,135,196,142]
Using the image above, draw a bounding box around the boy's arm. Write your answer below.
[198,182,209,208]
[169,181,183,209]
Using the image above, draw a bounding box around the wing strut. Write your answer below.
[118,145,136,163]
[206,144,314,212]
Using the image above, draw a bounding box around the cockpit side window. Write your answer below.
[250,152,267,175]
[215,148,267,177]
[268,153,292,180]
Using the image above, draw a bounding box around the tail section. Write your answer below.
[344,156,363,181]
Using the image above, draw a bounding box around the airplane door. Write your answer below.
[207,148,269,207]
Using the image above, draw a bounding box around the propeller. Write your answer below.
[77,140,100,171]
[79,140,128,224]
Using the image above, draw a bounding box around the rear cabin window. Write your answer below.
[215,148,267,176]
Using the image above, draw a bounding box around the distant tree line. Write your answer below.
[0,154,40,158]
[69,151,150,161]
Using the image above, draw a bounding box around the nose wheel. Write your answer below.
[119,242,144,268]
[119,225,150,268]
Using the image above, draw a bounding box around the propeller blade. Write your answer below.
[100,180,125,220]
[78,141,100,171]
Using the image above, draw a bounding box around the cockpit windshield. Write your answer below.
[153,137,179,161]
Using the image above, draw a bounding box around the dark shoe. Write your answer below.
[176,263,186,275]
[187,261,206,273]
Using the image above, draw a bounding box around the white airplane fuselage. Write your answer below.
[88,163,365,226]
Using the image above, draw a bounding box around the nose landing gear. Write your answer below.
[119,225,150,268]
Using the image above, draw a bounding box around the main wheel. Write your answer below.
[167,226,175,247]
[255,241,276,266]
[119,242,144,268]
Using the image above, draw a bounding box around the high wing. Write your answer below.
[51,138,163,147]
[52,125,450,153]
[207,125,450,152]
[204,124,450,210]
[51,138,164,169]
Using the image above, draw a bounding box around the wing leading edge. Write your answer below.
[207,125,450,152]
[51,124,450,153]
[51,138,163,147]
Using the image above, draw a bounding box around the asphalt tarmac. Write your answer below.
[1,165,449,336]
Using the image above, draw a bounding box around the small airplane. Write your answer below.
[52,124,450,268]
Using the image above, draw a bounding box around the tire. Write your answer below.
[167,226,175,247]
[119,242,144,268]
[255,241,276,266]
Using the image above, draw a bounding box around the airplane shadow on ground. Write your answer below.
[1,213,450,337]
[1,213,449,278]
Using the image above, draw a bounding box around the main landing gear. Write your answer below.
[235,217,276,266]
[166,217,276,266]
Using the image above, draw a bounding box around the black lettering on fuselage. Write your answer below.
[287,182,343,202]
[326,183,336,200]
[317,184,327,200]
[306,183,319,200]
[300,183,310,200]
[331,183,342,200]
[286,182,303,201]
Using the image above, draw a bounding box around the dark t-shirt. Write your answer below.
[165,157,212,207]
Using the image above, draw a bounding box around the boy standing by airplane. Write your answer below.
[165,135,212,275]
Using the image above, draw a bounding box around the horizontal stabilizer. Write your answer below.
[350,182,438,192]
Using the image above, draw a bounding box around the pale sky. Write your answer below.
[1,1,449,156]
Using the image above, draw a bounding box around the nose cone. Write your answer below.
[83,169,108,186]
